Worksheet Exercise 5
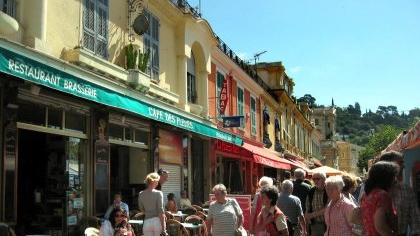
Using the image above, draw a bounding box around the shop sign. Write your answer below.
[215,139,241,154]
[219,76,229,115]
[0,46,243,145]
[222,115,244,128]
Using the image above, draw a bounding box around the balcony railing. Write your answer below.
[214,36,276,98]
[170,0,201,18]
[170,0,275,99]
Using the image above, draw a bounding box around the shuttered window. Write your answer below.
[143,10,160,81]
[0,0,16,17]
[237,87,244,128]
[83,0,108,59]
[251,96,256,135]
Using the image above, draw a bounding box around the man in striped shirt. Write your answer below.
[277,180,307,236]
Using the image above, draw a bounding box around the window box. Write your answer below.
[127,69,150,93]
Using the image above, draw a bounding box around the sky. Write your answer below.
[189,0,420,113]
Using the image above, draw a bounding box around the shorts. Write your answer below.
[143,217,162,236]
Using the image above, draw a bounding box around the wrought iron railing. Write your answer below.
[169,0,275,98]
[214,35,272,92]
[170,0,201,18]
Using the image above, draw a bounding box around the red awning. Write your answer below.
[287,158,310,171]
[242,143,292,170]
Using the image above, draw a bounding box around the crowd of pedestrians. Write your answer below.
[97,151,419,236]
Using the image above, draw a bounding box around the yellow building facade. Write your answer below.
[337,141,362,175]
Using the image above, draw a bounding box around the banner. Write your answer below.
[0,44,243,145]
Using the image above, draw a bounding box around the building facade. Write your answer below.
[337,141,362,175]
[0,0,241,234]
[313,106,338,168]
[0,0,322,234]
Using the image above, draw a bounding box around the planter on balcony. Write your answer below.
[127,69,150,93]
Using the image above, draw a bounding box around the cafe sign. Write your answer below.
[0,44,243,146]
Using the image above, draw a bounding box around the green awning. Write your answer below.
[0,42,243,145]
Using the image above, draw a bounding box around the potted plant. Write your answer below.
[135,49,151,93]
[126,43,139,88]
[125,44,151,93]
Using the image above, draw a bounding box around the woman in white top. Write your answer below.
[138,172,166,236]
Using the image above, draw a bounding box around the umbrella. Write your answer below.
[308,166,343,176]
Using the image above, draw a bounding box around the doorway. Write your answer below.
[16,129,86,236]
[110,144,149,211]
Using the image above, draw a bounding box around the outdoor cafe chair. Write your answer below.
[181,207,197,216]
[166,219,190,236]
[184,215,207,236]
[191,205,203,212]
[165,211,175,220]
[195,211,207,221]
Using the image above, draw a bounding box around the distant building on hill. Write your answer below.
[337,141,363,175]
[312,106,338,168]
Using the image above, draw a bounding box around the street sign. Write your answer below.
[222,116,244,128]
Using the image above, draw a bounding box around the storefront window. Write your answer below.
[65,111,87,133]
[48,107,62,129]
[109,123,124,140]
[134,129,149,145]
[216,157,244,194]
[18,101,45,126]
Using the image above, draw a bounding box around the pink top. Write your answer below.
[324,194,356,236]
[361,188,397,236]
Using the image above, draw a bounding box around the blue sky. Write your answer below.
[190,0,420,113]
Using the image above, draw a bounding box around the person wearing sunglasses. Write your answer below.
[100,207,135,236]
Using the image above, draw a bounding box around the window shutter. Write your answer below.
[82,0,108,58]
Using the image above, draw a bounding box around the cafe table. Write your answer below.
[128,219,144,235]
[171,211,189,221]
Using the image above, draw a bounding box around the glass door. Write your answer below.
[65,137,87,234]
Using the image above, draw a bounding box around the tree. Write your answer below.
[297,94,317,108]
[357,125,401,172]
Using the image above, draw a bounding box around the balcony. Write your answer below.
[63,47,179,104]
[0,10,19,35]
[170,0,201,18]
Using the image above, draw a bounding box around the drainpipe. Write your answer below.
[23,0,47,50]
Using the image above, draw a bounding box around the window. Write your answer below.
[237,86,244,127]
[187,52,197,103]
[0,0,16,17]
[83,0,108,58]
[315,118,319,126]
[216,71,225,116]
[250,97,256,135]
[144,10,160,81]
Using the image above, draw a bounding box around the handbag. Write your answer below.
[235,226,247,236]
[230,199,247,236]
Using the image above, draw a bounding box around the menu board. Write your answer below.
[209,194,252,230]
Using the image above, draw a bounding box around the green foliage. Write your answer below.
[138,49,150,73]
[125,44,138,69]
[297,94,317,108]
[357,125,401,172]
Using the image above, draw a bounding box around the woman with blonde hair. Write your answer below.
[250,176,273,234]
[138,172,166,236]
